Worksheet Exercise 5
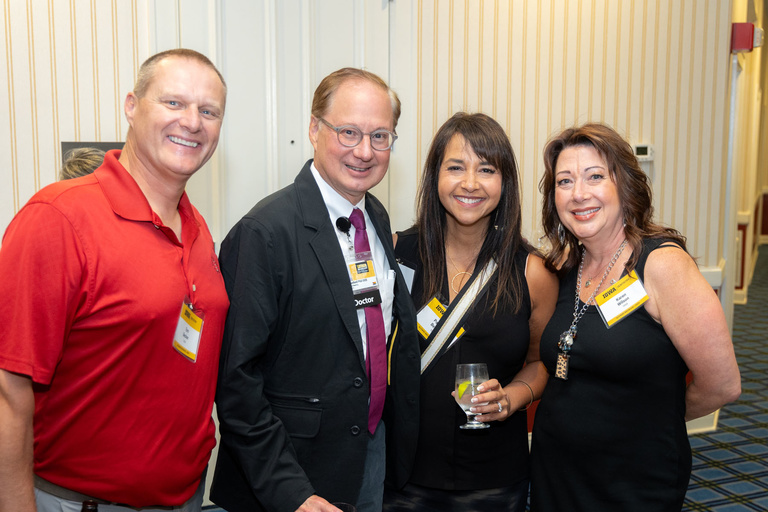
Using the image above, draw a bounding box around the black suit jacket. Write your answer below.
[211,161,420,512]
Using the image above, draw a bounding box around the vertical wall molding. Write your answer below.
[263,0,278,198]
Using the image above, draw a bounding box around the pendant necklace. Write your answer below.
[585,260,619,288]
[585,275,617,289]
[555,239,628,380]
[446,251,475,294]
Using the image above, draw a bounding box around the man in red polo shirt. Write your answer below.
[0,49,229,512]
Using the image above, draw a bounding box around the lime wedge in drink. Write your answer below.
[458,381,471,399]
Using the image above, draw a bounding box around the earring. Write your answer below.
[557,222,565,243]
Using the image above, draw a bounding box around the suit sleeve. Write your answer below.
[214,218,315,512]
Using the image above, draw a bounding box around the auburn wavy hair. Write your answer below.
[539,122,686,276]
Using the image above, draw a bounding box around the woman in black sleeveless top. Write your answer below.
[529,123,741,511]
[383,113,557,512]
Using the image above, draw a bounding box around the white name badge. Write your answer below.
[594,270,649,328]
[173,300,204,362]
[416,296,465,341]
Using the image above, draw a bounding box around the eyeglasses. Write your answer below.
[318,118,398,151]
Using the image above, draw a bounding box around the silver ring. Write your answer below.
[497,402,503,413]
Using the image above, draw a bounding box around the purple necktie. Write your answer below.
[349,208,387,434]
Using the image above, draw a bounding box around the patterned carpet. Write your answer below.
[683,244,768,511]
[205,246,768,512]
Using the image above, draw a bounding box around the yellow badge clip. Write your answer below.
[594,270,649,328]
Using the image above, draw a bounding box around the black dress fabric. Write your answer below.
[529,238,691,512]
[390,228,532,496]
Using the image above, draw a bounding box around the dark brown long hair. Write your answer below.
[416,112,532,314]
[539,122,686,276]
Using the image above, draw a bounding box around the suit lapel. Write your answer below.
[295,163,366,368]
[365,198,397,276]
[365,196,403,341]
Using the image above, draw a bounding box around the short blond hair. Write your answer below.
[59,147,106,180]
[133,49,227,100]
[311,68,401,130]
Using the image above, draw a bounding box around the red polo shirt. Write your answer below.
[0,150,229,506]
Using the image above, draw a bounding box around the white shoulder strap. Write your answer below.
[420,259,498,374]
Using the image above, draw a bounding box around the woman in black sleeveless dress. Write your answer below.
[529,123,741,511]
[383,112,558,512]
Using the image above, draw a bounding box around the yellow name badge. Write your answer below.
[173,301,204,362]
[594,270,649,328]
[416,296,465,341]
[347,258,379,293]
[417,297,445,339]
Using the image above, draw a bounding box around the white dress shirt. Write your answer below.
[310,164,395,358]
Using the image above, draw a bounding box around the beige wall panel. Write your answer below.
[27,0,53,187]
[526,0,551,236]
[387,0,420,227]
[696,0,717,261]
[691,0,728,266]
[0,0,149,237]
[69,1,101,141]
[543,0,564,141]
[275,0,311,192]
[111,0,139,142]
[557,0,579,132]
[215,0,273,232]
[595,0,613,124]
[408,0,734,268]
[5,2,36,215]
[648,0,668,230]
[416,0,436,165]
[481,1,503,126]
[743,53,763,210]
[96,2,128,142]
[659,1,682,230]
[504,1,524,150]
[708,1,730,265]
[601,0,621,128]
[0,1,16,220]
[679,1,700,252]
[624,1,643,138]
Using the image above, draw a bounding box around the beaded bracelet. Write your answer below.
[512,380,534,410]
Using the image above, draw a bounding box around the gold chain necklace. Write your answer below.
[446,251,475,294]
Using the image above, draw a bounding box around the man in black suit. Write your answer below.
[211,68,419,512]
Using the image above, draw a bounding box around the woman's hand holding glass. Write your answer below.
[454,363,512,428]
[469,378,511,421]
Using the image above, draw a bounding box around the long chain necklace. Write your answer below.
[446,251,475,294]
[554,239,628,380]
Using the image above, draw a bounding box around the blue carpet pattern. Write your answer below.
[683,244,768,511]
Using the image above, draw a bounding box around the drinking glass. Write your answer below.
[455,363,490,429]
